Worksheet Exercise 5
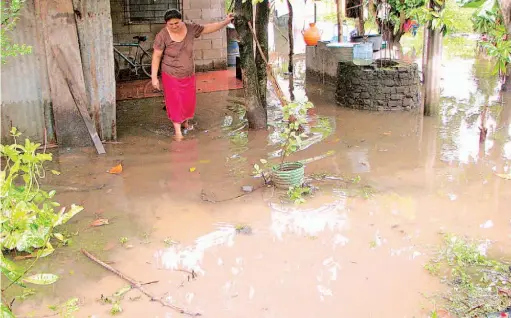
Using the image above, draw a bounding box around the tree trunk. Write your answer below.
[255,0,269,109]
[357,17,365,36]
[286,0,294,73]
[289,71,295,101]
[499,0,511,89]
[423,27,443,116]
[234,0,267,129]
[499,0,511,34]
[368,0,376,18]
[423,0,445,116]
[336,0,343,41]
[393,30,404,43]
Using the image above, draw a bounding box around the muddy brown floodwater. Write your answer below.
[7,53,511,318]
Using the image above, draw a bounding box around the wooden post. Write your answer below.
[72,0,117,141]
[52,46,106,155]
[336,0,343,41]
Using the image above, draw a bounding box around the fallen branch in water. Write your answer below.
[81,249,201,316]
[43,183,106,193]
[200,185,264,203]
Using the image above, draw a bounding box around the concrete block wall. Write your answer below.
[336,62,420,111]
[305,42,339,85]
[111,0,227,72]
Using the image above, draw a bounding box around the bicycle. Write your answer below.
[113,36,154,80]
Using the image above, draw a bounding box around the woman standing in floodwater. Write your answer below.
[151,9,234,140]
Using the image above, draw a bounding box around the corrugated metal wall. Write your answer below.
[1,0,53,143]
[1,0,118,145]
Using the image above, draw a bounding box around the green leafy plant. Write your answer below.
[0,127,83,315]
[110,302,123,315]
[375,0,426,43]
[1,0,32,64]
[287,185,311,204]
[279,101,314,163]
[469,0,510,80]
[407,0,467,37]
[252,158,271,184]
[253,101,314,185]
[1,128,83,254]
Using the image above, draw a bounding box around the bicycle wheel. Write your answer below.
[140,50,152,78]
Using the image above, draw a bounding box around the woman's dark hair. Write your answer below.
[164,9,182,22]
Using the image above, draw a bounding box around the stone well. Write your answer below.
[335,60,421,111]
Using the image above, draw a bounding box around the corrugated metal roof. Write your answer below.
[1,0,52,143]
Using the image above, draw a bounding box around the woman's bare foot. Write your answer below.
[173,122,183,141]
[182,120,193,131]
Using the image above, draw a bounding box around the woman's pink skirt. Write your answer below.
[161,72,196,124]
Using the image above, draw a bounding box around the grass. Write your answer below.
[425,234,511,317]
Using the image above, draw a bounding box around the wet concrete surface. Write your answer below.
[116,69,243,101]
[7,50,511,317]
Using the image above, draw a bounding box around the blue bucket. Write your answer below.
[227,40,239,66]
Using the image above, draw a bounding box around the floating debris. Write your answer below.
[235,224,253,235]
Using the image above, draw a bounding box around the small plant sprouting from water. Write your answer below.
[99,285,132,315]
[48,298,80,318]
[287,185,311,204]
[163,237,177,247]
[119,237,129,246]
[425,233,510,317]
[235,224,253,235]
[110,301,123,315]
[424,262,441,275]
[252,159,271,184]
[351,175,362,184]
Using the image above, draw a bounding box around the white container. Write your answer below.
[353,42,373,66]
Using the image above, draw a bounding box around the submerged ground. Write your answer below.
[6,37,511,317]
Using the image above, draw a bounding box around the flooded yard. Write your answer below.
[5,38,511,317]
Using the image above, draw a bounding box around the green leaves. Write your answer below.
[1,303,15,318]
[0,129,80,314]
[1,0,32,64]
[287,185,312,204]
[474,1,510,78]
[55,205,84,226]
[23,273,59,285]
[48,298,79,317]
[280,101,314,161]
[1,129,84,254]
[1,253,25,287]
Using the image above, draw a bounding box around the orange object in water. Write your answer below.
[107,163,123,174]
[301,23,322,46]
